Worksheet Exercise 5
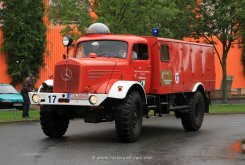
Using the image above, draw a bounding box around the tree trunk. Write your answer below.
[221,57,228,103]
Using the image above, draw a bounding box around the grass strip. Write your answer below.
[0,109,40,122]
[209,104,245,113]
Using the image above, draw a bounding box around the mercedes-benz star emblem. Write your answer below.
[61,69,72,81]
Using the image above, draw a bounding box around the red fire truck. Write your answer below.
[29,23,215,142]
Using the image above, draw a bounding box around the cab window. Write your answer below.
[132,44,148,60]
[160,44,170,62]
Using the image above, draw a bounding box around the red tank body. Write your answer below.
[143,36,215,94]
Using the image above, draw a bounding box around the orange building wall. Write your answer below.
[214,42,245,89]
[36,26,66,88]
[0,29,11,83]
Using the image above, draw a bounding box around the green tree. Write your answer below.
[94,0,184,38]
[0,0,46,85]
[239,2,245,75]
[48,0,92,38]
[187,0,245,103]
[49,0,187,39]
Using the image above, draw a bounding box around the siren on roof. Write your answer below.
[152,28,159,37]
[86,23,110,35]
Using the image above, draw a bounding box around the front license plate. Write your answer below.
[14,103,23,106]
[69,93,89,100]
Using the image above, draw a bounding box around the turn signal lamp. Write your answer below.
[118,86,123,92]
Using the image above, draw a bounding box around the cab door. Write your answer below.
[130,43,151,93]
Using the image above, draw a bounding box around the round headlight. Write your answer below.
[89,95,98,105]
[32,94,41,103]
[63,35,73,46]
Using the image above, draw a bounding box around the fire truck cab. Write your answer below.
[29,23,215,142]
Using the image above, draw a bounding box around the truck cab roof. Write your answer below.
[77,34,149,44]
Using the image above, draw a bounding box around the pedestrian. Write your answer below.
[21,74,36,118]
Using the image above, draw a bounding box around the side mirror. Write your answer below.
[49,74,53,79]
[63,35,73,47]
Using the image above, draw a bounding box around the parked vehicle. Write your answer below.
[0,84,24,110]
[29,23,215,142]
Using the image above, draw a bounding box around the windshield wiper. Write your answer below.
[96,52,107,56]
[112,55,123,59]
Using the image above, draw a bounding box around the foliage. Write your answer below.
[93,0,187,39]
[0,0,46,85]
[240,2,245,75]
[48,0,92,39]
[187,0,245,102]
[48,0,192,39]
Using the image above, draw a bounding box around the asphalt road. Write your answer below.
[0,114,245,165]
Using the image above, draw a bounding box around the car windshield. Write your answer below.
[75,40,128,59]
[0,85,18,94]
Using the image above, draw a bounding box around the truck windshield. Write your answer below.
[75,40,128,59]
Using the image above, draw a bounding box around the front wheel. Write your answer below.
[40,105,69,138]
[115,91,143,142]
[181,91,204,131]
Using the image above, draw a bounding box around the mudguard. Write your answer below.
[192,82,205,92]
[108,80,146,101]
[37,79,53,92]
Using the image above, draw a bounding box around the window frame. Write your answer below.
[160,44,170,62]
[132,43,149,60]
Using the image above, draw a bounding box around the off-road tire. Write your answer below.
[181,91,204,131]
[115,91,143,142]
[40,105,69,138]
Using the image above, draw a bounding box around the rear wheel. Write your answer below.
[115,91,143,142]
[40,105,69,138]
[181,91,204,131]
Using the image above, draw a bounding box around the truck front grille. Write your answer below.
[88,70,113,80]
[54,64,80,93]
